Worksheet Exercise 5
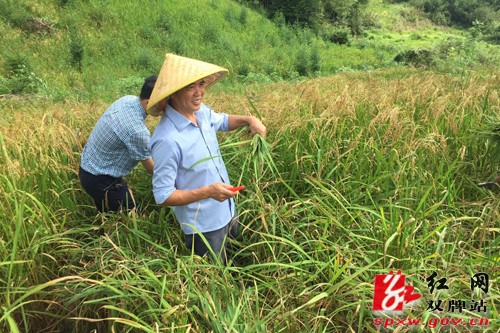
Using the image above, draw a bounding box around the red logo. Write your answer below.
[373,270,422,311]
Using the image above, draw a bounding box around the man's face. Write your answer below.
[170,79,206,113]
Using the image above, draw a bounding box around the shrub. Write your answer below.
[322,27,351,45]
[116,76,145,96]
[209,0,219,10]
[432,36,499,69]
[360,10,381,29]
[431,11,450,26]
[4,54,31,76]
[399,6,419,23]
[202,24,220,44]
[236,63,251,77]
[156,16,172,33]
[0,76,10,95]
[296,26,316,45]
[57,0,71,7]
[239,6,248,25]
[483,25,500,44]
[223,8,236,25]
[272,11,286,27]
[0,0,54,34]
[69,28,84,72]
[243,72,273,83]
[410,33,423,40]
[1,0,29,28]
[310,43,321,72]
[295,48,309,76]
[168,37,187,55]
[87,6,108,28]
[394,49,434,67]
[1,54,47,94]
[284,70,301,80]
[132,49,156,71]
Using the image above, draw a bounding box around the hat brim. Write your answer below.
[146,53,229,114]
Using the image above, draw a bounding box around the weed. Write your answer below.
[1,54,47,94]
[69,28,84,72]
[295,48,309,76]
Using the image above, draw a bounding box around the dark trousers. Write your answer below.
[185,217,239,265]
[79,167,134,213]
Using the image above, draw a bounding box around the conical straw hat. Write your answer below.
[146,53,228,115]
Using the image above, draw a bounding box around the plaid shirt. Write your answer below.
[80,96,150,177]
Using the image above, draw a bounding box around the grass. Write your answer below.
[2,0,498,102]
[1,67,498,332]
[1,1,498,331]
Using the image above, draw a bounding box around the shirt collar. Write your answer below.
[138,97,148,120]
[129,96,147,120]
[165,104,200,131]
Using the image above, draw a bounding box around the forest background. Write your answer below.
[0,0,499,332]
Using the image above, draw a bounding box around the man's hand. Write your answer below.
[208,182,237,202]
[248,117,267,138]
[141,157,154,175]
[163,182,243,206]
[228,115,267,138]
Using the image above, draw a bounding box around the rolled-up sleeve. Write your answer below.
[209,107,229,132]
[151,138,178,204]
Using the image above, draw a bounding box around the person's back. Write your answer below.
[79,75,163,213]
[81,95,150,178]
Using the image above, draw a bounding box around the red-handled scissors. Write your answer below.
[229,185,245,192]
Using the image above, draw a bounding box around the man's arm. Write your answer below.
[151,139,236,207]
[141,157,154,175]
[227,115,266,137]
[162,182,236,206]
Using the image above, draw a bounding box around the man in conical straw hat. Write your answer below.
[148,53,266,264]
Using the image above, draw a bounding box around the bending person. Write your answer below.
[79,75,167,213]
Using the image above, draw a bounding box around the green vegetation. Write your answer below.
[0,0,499,332]
[386,0,499,43]
[1,69,498,332]
[1,0,498,100]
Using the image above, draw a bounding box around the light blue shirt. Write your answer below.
[149,103,235,235]
[80,96,150,177]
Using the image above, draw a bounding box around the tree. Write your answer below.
[262,0,322,27]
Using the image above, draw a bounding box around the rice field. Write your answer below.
[0,68,498,332]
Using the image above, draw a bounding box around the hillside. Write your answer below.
[1,0,498,102]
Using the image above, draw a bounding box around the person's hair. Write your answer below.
[140,75,158,100]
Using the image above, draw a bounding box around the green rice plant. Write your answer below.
[1,69,499,332]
